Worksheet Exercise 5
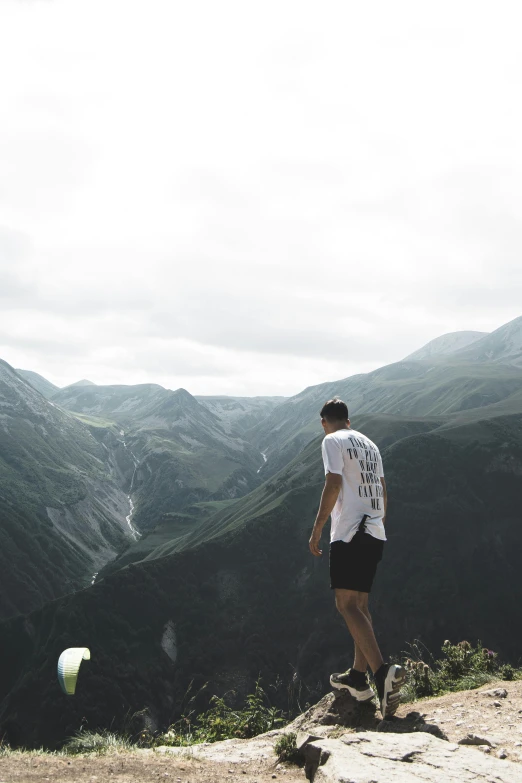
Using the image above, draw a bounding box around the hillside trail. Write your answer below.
[1,680,521,782]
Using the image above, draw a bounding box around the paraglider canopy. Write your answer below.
[57,647,91,695]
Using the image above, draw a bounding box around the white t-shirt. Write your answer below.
[321,428,387,544]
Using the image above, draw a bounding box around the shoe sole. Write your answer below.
[330,674,375,702]
[380,664,406,718]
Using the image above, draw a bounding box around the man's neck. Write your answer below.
[329,422,350,434]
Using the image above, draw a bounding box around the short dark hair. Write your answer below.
[320,397,349,421]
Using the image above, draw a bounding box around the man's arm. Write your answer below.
[309,472,342,557]
[381,477,387,525]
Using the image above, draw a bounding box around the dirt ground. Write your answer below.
[0,752,304,783]
[395,678,522,762]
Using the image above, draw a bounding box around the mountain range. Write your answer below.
[0,314,521,748]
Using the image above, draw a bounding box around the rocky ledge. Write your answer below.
[158,681,522,783]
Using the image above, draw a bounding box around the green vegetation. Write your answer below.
[402,639,522,701]
[0,744,63,758]
[71,412,122,433]
[274,733,301,764]
[157,679,285,746]
[63,730,135,754]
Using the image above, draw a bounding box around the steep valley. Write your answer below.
[1,317,522,750]
[1,407,521,748]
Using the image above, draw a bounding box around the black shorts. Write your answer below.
[329,531,384,593]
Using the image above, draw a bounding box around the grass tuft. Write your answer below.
[63,730,135,755]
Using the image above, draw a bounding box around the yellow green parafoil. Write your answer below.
[57,647,90,695]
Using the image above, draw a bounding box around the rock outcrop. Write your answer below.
[159,682,522,783]
[300,731,520,782]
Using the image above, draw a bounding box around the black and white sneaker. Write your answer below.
[330,669,375,702]
[375,663,406,718]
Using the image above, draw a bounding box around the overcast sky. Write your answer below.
[1,0,521,396]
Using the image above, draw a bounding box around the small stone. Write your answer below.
[272,776,277,779]
[451,703,463,708]
[458,734,494,747]
[493,700,501,707]
[479,745,491,753]
[514,742,522,747]
[242,772,247,775]
[497,749,508,759]
[455,721,463,726]
[480,688,508,699]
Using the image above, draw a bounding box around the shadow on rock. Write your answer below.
[291,691,447,741]
[311,690,379,729]
[376,710,448,741]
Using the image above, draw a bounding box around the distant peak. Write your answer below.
[171,387,198,401]
[404,331,488,361]
[67,379,97,388]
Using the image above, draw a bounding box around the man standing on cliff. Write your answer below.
[308,397,405,718]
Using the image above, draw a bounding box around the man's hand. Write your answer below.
[309,472,341,557]
[309,527,323,557]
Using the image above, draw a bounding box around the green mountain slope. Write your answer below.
[246,357,522,480]
[15,369,59,399]
[100,352,522,572]
[51,383,265,533]
[195,395,285,437]
[0,360,136,619]
[112,414,443,568]
[1,408,521,749]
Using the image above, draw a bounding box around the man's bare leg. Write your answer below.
[353,592,372,672]
[335,588,384,674]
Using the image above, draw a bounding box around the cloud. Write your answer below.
[0,0,521,394]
